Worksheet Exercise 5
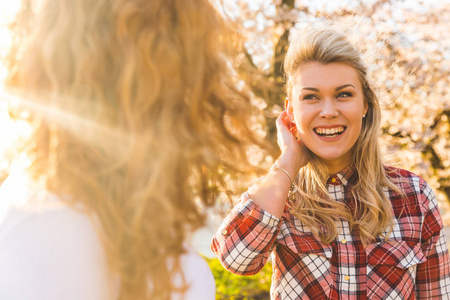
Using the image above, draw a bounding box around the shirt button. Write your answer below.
[331,178,336,183]
[341,239,347,244]
[222,229,228,236]
[344,275,350,281]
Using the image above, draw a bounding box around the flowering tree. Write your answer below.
[221,0,450,222]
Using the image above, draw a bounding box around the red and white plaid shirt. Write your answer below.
[211,166,450,299]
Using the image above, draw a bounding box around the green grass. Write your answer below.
[205,257,272,300]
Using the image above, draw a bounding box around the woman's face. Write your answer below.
[287,62,368,174]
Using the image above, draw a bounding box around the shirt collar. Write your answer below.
[327,165,357,187]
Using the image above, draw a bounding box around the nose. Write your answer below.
[319,99,338,119]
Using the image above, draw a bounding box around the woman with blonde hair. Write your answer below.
[212,25,450,299]
[0,0,261,299]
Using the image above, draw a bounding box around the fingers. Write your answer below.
[275,111,309,172]
[276,110,298,150]
[276,111,292,132]
[277,110,297,138]
[276,110,289,124]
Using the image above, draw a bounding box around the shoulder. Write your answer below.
[384,165,428,192]
[0,172,101,246]
[171,248,215,300]
[384,165,437,212]
[0,174,115,300]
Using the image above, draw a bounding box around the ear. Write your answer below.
[285,98,295,120]
[363,102,368,116]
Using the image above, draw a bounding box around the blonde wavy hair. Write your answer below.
[6,0,261,299]
[285,25,401,245]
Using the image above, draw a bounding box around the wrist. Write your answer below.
[270,164,298,202]
[276,152,302,177]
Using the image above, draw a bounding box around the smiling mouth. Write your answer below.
[314,126,346,138]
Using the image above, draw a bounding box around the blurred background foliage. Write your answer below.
[0,0,448,220]
[0,0,448,299]
[206,256,272,300]
[210,0,449,298]
[215,0,450,217]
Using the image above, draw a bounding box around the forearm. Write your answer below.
[248,168,292,219]
[249,151,301,218]
[211,111,305,274]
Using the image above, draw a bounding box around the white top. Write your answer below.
[0,172,215,300]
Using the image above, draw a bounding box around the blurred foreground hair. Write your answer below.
[6,0,261,299]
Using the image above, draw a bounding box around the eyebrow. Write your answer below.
[336,84,356,91]
[300,84,356,92]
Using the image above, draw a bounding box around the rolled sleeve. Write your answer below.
[211,194,280,275]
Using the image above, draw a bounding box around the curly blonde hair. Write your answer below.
[284,25,401,245]
[6,0,261,299]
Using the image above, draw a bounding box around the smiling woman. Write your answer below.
[211,24,450,299]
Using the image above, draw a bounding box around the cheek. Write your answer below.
[350,112,365,138]
[351,108,365,123]
[292,106,314,134]
[293,115,310,135]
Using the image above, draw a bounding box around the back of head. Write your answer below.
[7,0,258,298]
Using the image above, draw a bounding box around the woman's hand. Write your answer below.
[275,111,308,176]
[242,111,309,218]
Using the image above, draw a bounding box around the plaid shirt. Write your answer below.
[211,166,450,299]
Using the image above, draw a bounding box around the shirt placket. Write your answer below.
[328,179,359,298]
[336,219,358,298]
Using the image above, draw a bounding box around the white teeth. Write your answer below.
[315,126,345,136]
